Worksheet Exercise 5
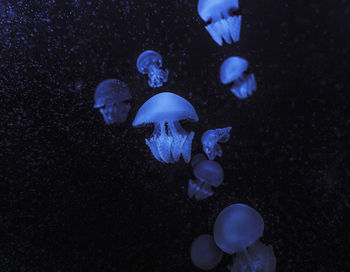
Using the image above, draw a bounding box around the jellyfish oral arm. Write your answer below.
[206,15,242,46]
[231,73,257,99]
[147,64,169,88]
[187,179,214,200]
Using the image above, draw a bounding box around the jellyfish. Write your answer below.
[214,204,276,272]
[94,79,132,125]
[188,159,224,200]
[197,0,242,46]
[202,126,232,160]
[190,234,224,270]
[132,92,198,164]
[191,153,207,168]
[220,56,257,99]
[136,50,169,88]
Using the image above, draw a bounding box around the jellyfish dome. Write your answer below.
[214,204,264,254]
[190,234,223,270]
[136,50,169,88]
[191,153,207,168]
[188,160,224,200]
[198,0,242,46]
[220,56,257,99]
[133,92,198,164]
[201,126,232,160]
[94,79,132,125]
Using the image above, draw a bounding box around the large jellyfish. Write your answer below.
[214,204,276,272]
[190,234,223,270]
[220,56,257,99]
[132,92,198,164]
[94,79,132,125]
[188,158,224,200]
[202,126,232,160]
[137,50,169,88]
[197,0,242,46]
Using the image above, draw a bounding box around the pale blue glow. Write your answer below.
[190,234,223,270]
[94,79,132,125]
[201,126,232,160]
[188,159,224,200]
[213,204,264,254]
[133,92,198,164]
[220,56,257,99]
[136,50,169,88]
[228,240,276,272]
[198,0,241,45]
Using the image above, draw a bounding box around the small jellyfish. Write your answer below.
[190,234,223,270]
[136,50,169,88]
[188,159,224,200]
[214,204,276,272]
[202,126,232,160]
[197,0,242,46]
[94,79,132,125]
[191,153,207,168]
[220,56,257,99]
[133,92,198,164]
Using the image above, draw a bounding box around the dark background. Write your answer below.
[1,0,349,271]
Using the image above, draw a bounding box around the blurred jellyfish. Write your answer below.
[191,234,223,270]
[197,0,241,46]
[191,153,207,168]
[214,204,276,272]
[133,92,198,164]
[94,79,132,125]
[137,50,169,88]
[188,159,224,200]
[202,126,232,160]
[220,56,257,99]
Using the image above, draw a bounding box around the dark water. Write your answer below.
[1,0,349,271]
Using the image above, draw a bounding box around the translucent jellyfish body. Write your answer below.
[94,79,132,125]
[133,92,198,164]
[190,234,223,270]
[188,159,224,200]
[202,126,232,160]
[220,56,257,99]
[136,50,169,88]
[214,204,276,272]
[198,0,242,46]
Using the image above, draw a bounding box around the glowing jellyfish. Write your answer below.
[191,153,207,168]
[220,56,257,99]
[197,0,242,46]
[133,92,198,164]
[188,159,224,200]
[94,79,132,125]
[214,204,276,272]
[137,50,169,88]
[202,126,232,160]
[190,234,223,270]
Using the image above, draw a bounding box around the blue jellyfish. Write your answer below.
[190,234,223,270]
[202,126,232,160]
[197,0,242,46]
[214,204,276,272]
[94,79,132,125]
[191,153,207,168]
[133,92,198,164]
[136,50,169,88]
[220,56,257,99]
[188,159,224,200]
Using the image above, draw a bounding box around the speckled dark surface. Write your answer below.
[1,0,349,271]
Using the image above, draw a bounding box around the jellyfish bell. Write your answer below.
[197,0,242,45]
[214,203,264,254]
[191,153,207,168]
[190,234,223,270]
[133,92,198,164]
[188,160,224,200]
[136,50,169,88]
[94,79,132,125]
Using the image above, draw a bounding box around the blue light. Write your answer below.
[190,234,223,270]
[198,0,241,45]
[94,79,132,125]
[136,50,169,88]
[133,92,198,164]
[201,126,232,160]
[188,159,224,200]
[220,56,257,99]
